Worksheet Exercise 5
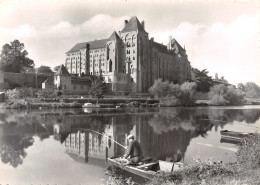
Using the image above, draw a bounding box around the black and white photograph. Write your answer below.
[0,0,259,184]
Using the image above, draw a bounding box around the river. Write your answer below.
[0,105,260,184]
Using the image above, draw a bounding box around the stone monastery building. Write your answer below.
[65,16,192,93]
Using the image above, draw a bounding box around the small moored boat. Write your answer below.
[107,157,183,179]
[220,130,252,139]
[82,103,100,108]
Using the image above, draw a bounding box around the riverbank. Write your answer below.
[0,98,159,109]
[107,134,260,185]
[1,96,260,109]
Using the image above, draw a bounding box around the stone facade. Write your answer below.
[65,16,192,93]
[53,65,91,95]
[0,72,53,89]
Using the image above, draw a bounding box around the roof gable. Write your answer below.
[108,31,120,41]
[121,16,147,33]
[55,64,70,75]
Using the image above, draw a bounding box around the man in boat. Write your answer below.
[122,134,143,164]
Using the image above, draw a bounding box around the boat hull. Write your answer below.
[107,158,158,179]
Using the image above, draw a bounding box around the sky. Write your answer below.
[0,0,259,86]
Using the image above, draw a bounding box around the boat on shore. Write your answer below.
[220,130,256,143]
[82,103,100,108]
[220,130,253,139]
[107,157,183,179]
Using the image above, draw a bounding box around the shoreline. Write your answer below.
[1,97,260,109]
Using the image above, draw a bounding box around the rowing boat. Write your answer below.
[220,130,253,139]
[107,157,183,179]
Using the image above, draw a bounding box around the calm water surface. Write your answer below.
[0,105,260,184]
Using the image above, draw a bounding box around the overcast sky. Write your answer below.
[0,0,259,86]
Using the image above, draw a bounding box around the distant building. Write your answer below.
[65,16,192,93]
[52,65,91,95]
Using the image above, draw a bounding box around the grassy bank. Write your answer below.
[107,134,260,185]
[0,97,159,109]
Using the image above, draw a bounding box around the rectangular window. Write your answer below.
[74,85,76,90]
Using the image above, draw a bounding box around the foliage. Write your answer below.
[209,84,245,105]
[53,65,60,72]
[6,87,38,99]
[149,79,197,106]
[244,82,260,98]
[88,76,107,103]
[192,68,214,92]
[0,40,34,73]
[236,134,260,170]
[36,65,53,74]
[36,90,57,99]
[237,83,246,92]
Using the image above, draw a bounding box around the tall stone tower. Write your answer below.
[119,17,149,92]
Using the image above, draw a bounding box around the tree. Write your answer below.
[36,65,53,74]
[209,84,245,105]
[192,68,214,92]
[0,40,34,73]
[53,65,61,72]
[237,83,246,92]
[244,82,260,98]
[149,79,197,106]
[88,76,106,103]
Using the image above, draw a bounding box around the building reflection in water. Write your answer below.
[1,107,260,168]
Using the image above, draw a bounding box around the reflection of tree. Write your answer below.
[0,136,34,167]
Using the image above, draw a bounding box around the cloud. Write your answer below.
[0,13,258,86]
[0,14,129,68]
[150,14,259,86]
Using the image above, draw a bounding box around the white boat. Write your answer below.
[82,103,100,108]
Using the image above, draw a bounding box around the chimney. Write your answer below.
[169,36,172,43]
[141,20,145,29]
[124,20,128,26]
[151,37,154,42]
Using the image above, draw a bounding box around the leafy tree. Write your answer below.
[209,84,245,105]
[53,65,61,72]
[192,68,214,92]
[244,82,260,98]
[237,83,246,92]
[36,65,53,74]
[0,40,34,73]
[89,76,106,103]
[149,79,197,106]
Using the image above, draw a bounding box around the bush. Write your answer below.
[236,134,260,170]
[6,87,38,99]
[37,90,57,99]
[149,79,197,106]
[209,84,245,105]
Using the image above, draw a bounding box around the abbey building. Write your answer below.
[65,16,192,93]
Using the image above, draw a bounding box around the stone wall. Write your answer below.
[2,72,53,89]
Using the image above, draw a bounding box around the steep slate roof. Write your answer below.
[121,16,147,33]
[170,39,186,55]
[55,64,70,75]
[66,39,108,54]
[108,31,120,41]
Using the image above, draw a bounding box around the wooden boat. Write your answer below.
[220,130,253,139]
[82,103,100,108]
[107,157,183,179]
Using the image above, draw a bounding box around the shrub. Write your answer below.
[149,79,197,106]
[236,134,260,170]
[209,84,245,105]
[37,90,57,99]
[6,87,38,99]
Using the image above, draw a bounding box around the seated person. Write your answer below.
[122,134,143,164]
